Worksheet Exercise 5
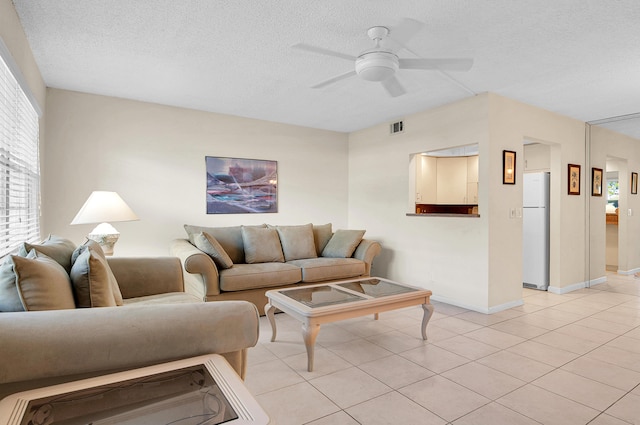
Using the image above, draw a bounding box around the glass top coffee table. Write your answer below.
[0,355,270,425]
[265,277,434,372]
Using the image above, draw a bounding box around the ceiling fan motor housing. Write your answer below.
[355,51,399,82]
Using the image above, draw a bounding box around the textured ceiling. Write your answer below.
[11,0,640,136]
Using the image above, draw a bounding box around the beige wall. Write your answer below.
[349,94,491,311]
[589,125,640,278]
[1,0,47,217]
[43,89,350,255]
[349,93,588,312]
[487,94,587,302]
[4,0,606,311]
[0,0,45,108]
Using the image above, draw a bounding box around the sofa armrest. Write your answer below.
[0,301,259,395]
[170,239,221,298]
[353,239,382,276]
[107,257,186,299]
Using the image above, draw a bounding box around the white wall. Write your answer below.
[348,95,491,311]
[590,125,640,277]
[0,0,45,109]
[348,93,588,312]
[43,89,350,255]
[488,94,587,299]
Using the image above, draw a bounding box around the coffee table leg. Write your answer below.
[421,303,435,340]
[265,303,277,342]
[302,323,320,372]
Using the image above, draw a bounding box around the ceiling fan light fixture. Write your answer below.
[355,51,399,82]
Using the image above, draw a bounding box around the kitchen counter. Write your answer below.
[414,204,479,215]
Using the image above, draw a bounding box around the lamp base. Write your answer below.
[88,223,120,256]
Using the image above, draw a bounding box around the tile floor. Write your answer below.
[245,274,640,425]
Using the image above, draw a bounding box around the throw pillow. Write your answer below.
[193,232,234,269]
[12,250,76,311]
[0,255,25,311]
[71,239,106,263]
[19,235,77,273]
[70,249,119,307]
[312,223,333,255]
[184,224,266,263]
[241,226,284,263]
[273,224,317,261]
[70,240,123,307]
[321,229,366,258]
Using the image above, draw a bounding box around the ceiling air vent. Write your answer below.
[390,120,404,135]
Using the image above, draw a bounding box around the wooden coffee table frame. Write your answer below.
[265,277,434,372]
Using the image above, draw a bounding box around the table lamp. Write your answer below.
[70,191,139,255]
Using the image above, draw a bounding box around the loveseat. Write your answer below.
[0,236,260,400]
[170,223,382,314]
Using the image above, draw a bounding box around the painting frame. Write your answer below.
[205,156,278,214]
[632,172,638,195]
[568,163,581,195]
[502,150,516,185]
[591,167,603,197]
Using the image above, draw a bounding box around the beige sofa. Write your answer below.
[0,236,260,400]
[170,223,382,314]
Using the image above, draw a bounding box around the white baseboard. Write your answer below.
[547,276,608,294]
[589,276,608,286]
[548,281,586,294]
[487,299,525,314]
[430,295,523,315]
[617,267,640,275]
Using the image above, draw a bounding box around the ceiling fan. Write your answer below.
[292,18,473,97]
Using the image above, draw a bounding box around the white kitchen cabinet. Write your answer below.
[467,155,479,183]
[467,182,478,204]
[524,143,550,171]
[416,155,437,203]
[436,157,468,204]
[415,154,479,206]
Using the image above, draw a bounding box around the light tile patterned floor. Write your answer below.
[245,274,640,425]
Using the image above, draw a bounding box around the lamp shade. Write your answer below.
[71,191,139,225]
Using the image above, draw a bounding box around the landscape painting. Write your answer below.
[206,156,278,214]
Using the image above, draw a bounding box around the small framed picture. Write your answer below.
[632,172,638,195]
[502,150,516,184]
[568,164,581,195]
[591,167,603,197]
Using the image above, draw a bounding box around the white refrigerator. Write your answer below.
[523,172,550,290]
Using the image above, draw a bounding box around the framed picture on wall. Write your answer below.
[591,167,603,196]
[502,150,516,184]
[632,172,638,195]
[568,164,581,195]
[205,156,278,214]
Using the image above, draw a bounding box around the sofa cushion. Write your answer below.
[0,255,24,312]
[193,232,234,269]
[241,226,284,263]
[321,229,366,258]
[122,292,202,305]
[288,257,366,283]
[72,240,123,306]
[185,224,266,263]
[272,223,317,261]
[19,235,76,273]
[313,223,333,255]
[220,263,301,291]
[12,250,76,311]
[70,248,121,307]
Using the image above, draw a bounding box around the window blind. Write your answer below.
[0,52,40,257]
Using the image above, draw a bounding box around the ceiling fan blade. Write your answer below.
[380,75,406,97]
[386,18,425,51]
[291,43,357,62]
[399,58,474,72]
[311,70,357,89]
